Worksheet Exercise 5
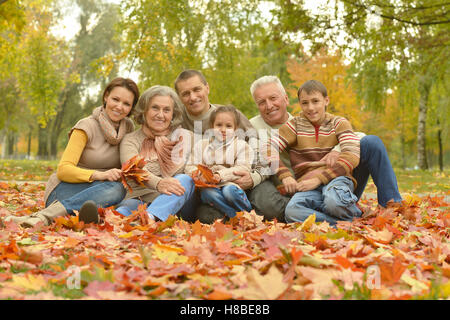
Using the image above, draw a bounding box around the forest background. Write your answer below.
[0,0,448,171]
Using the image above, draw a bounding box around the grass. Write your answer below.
[0,159,448,195]
[0,159,58,181]
[364,168,450,195]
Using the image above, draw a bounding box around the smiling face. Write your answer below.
[145,95,174,133]
[298,90,329,126]
[176,75,210,117]
[213,112,236,141]
[104,86,135,123]
[253,82,289,127]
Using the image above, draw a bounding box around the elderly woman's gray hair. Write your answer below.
[250,75,287,98]
[134,85,184,129]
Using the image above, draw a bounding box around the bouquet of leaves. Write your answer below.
[121,155,150,192]
[191,164,220,188]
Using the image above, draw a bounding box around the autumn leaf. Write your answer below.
[232,265,289,299]
[11,274,47,292]
[120,155,150,192]
[1,173,449,300]
[191,164,220,188]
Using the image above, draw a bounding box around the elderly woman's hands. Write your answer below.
[156,177,186,196]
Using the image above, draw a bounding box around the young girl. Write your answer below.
[185,105,253,218]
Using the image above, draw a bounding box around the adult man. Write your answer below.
[174,69,266,223]
[248,75,403,222]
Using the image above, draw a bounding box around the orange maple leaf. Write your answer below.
[121,155,150,192]
[191,164,220,188]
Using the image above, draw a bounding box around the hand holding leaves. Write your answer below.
[191,164,220,188]
[121,155,150,192]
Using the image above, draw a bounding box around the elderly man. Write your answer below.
[174,69,266,223]
[248,75,403,222]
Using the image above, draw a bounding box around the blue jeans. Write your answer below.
[285,176,362,225]
[46,180,126,215]
[115,174,196,222]
[200,184,252,218]
[353,135,402,207]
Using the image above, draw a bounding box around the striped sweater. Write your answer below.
[269,112,360,186]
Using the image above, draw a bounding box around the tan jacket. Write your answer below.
[185,136,253,187]
[181,103,265,187]
[120,127,193,203]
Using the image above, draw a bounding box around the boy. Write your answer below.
[269,80,361,225]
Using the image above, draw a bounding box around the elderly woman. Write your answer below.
[115,85,195,222]
[6,77,140,227]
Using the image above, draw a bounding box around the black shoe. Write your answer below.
[79,200,99,224]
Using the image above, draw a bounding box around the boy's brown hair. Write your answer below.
[297,80,328,99]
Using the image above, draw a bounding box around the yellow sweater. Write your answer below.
[56,129,95,183]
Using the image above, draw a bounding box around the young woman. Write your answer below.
[6,77,139,227]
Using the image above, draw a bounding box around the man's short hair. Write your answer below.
[250,75,287,98]
[174,69,208,93]
[297,80,328,98]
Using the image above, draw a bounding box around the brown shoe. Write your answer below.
[78,200,99,224]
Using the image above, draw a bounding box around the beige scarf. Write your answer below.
[92,106,134,145]
[140,124,184,177]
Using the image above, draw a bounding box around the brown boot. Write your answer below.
[79,200,99,224]
[8,201,67,228]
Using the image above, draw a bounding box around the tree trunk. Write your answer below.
[27,126,32,158]
[7,132,15,157]
[416,75,432,170]
[437,118,443,172]
[37,126,49,159]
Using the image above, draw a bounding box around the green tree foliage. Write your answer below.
[117,0,272,116]
[270,0,450,169]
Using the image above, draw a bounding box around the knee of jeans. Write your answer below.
[222,185,241,200]
[361,135,385,154]
[323,186,357,217]
[176,174,194,191]
[102,182,126,203]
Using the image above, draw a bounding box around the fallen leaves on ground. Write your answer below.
[0,182,449,300]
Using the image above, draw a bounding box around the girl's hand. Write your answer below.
[282,176,298,195]
[91,168,122,181]
[297,178,321,192]
[156,177,185,196]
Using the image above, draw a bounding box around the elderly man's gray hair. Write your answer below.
[250,75,287,98]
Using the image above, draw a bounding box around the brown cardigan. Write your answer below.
[119,127,193,203]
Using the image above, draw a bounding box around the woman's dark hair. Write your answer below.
[209,105,240,128]
[102,77,140,113]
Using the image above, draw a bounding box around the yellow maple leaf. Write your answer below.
[12,274,47,292]
[153,246,188,264]
[232,265,288,300]
[297,214,316,231]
